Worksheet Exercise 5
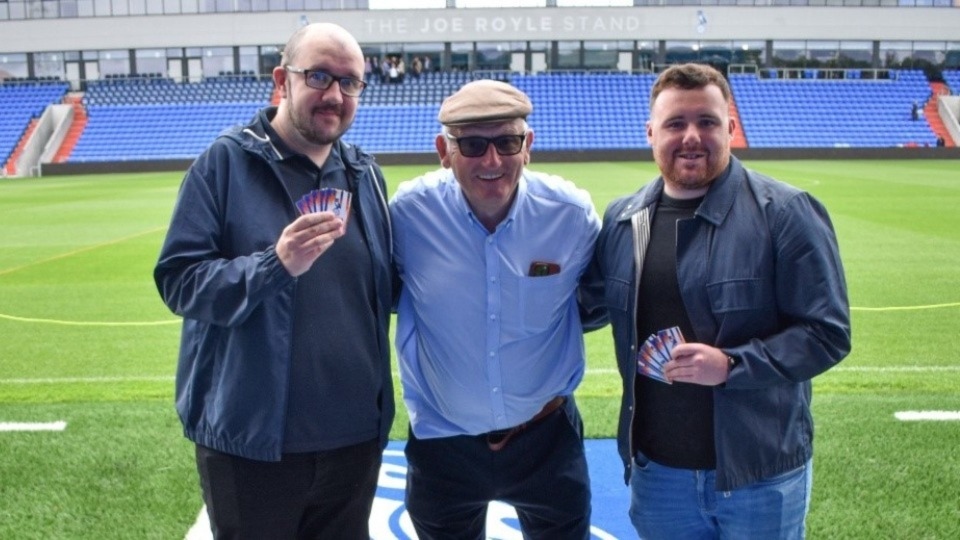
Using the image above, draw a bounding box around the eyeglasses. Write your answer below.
[445,133,526,158]
[284,66,367,97]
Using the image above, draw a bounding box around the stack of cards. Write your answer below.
[636,326,685,384]
[295,188,352,226]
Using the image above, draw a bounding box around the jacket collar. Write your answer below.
[614,156,743,226]
[225,106,373,175]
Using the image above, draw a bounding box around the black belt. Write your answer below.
[485,396,566,451]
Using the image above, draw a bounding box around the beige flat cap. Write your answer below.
[438,79,533,126]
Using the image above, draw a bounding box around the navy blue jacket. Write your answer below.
[583,157,850,490]
[154,108,394,461]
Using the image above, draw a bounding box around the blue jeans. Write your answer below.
[629,451,812,540]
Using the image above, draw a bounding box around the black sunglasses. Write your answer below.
[284,66,367,97]
[444,133,526,158]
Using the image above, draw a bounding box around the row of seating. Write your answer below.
[3,71,957,165]
[731,70,940,147]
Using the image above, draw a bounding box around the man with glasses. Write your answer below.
[154,22,393,538]
[389,79,602,539]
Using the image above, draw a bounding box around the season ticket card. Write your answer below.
[636,326,685,384]
[295,187,352,227]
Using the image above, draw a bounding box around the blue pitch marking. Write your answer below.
[370,439,632,539]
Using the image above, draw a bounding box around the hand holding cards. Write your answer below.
[296,188,352,230]
[636,326,685,384]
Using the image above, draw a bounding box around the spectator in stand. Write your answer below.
[411,56,423,80]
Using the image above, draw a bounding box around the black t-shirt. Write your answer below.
[273,140,382,453]
[632,192,716,470]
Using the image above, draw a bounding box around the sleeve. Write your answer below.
[726,191,851,387]
[153,149,294,328]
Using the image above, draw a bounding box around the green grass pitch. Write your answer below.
[1,160,959,538]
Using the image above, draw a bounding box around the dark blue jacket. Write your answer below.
[584,157,850,490]
[154,108,394,461]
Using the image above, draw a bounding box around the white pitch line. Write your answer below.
[895,411,960,421]
[0,421,67,432]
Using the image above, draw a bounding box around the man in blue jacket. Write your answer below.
[154,22,393,539]
[584,63,851,538]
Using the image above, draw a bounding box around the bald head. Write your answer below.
[282,23,363,69]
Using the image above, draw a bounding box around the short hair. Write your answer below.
[280,26,310,66]
[649,63,732,111]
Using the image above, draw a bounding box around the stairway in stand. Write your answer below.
[925,82,954,147]
[54,93,89,163]
[729,99,748,149]
[3,119,38,176]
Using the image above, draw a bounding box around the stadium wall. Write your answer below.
[3,7,959,55]
[39,147,960,177]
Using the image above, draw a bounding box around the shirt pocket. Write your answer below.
[519,273,569,333]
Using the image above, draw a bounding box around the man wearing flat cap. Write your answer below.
[389,79,603,539]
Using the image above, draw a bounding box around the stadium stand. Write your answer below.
[0,81,69,169]
[68,78,273,162]
[943,70,960,94]
[513,72,654,151]
[13,68,949,164]
[731,69,938,148]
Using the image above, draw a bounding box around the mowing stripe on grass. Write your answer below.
[1,301,956,327]
[0,376,174,384]
[0,226,167,278]
[894,411,960,421]
[0,421,67,432]
[1,365,958,386]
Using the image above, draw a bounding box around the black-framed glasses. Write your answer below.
[284,66,367,97]
[445,133,526,158]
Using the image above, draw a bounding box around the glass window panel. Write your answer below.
[109,0,128,16]
[583,41,618,69]
[772,40,806,66]
[0,53,30,79]
[203,46,235,77]
[136,48,167,76]
[879,41,914,68]
[77,0,94,16]
[733,40,765,65]
[57,0,79,17]
[370,0,444,7]
[556,41,580,69]
[129,0,147,15]
[238,46,259,74]
[665,40,699,64]
[99,50,132,77]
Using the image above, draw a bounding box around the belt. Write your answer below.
[485,396,566,452]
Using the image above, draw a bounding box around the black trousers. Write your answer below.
[195,439,381,540]
[404,400,592,540]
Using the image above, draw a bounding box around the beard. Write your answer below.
[656,146,729,194]
[288,102,354,146]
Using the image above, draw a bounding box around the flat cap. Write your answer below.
[438,80,533,126]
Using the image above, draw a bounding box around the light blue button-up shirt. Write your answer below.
[390,168,601,439]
